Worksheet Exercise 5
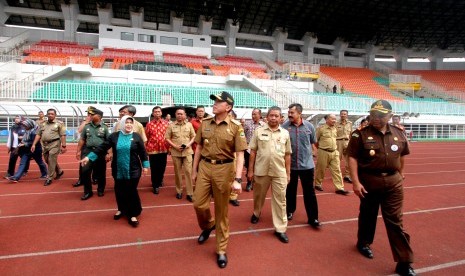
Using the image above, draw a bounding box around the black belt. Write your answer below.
[43,138,60,144]
[201,156,234,164]
[336,138,349,141]
[362,171,397,177]
[318,148,336,152]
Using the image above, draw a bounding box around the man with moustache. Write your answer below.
[248,106,291,243]
[282,103,320,228]
[348,100,415,276]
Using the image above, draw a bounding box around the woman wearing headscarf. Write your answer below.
[7,119,48,182]
[80,116,149,227]
[5,115,27,178]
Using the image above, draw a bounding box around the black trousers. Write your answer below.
[244,150,251,184]
[149,153,168,189]
[357,172,414,263]
[80,148,106,194]
[286,168,319,222]
[114,178,142,218]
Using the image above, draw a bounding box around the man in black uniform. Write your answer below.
[347,100,415,276]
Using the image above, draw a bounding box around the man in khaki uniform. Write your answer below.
[248,106,292,243]
[314,114,349,195]
[114,105,147,143]
[336,110,353,182]
[165,107,196,202]
[31,108,67,186]
[192,91,248,269]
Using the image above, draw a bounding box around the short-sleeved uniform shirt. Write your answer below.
[336,120,353,140]
[316,124,337,151]
[282,119,316,170]
[249,124,291,178]
[38,119,66,142]
[81,121,110,148]
[165,121,196,157]
[195,116,248,160]
[347,124,409,173]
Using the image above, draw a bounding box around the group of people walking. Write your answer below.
[4,96,415,275]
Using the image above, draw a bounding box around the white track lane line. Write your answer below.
[0,205,464,262]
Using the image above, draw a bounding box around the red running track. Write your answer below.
[0,142,464,275]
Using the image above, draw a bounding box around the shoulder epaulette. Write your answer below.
[231,119,241,126]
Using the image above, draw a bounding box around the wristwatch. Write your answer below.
[234,177,242,183]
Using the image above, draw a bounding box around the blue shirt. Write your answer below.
[282,119,316,170]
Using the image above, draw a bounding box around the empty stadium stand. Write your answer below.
[320,67,402,101]
[30,80,277,108]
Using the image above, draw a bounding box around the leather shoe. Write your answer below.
[250,213,259,224]
[395,262,416,276]
[357,243,374,259]
[98,191,104,197]
[72,180,82,187]
[153,187,159,194]
[81,193,93,200]
[335,189,350,195]
[176,193,182,199]
[344,176,353,183]
[229,199,240,206]
[113,211,123,220]
[245,182,252,192]
[198,225,215,244]
[186,195,193,202]
[274,232,289,243]
[315,185,323,191]
[55,171,64,180]
[309,219,322,229]
[217,254,228,269]
[128,217,139,227]
[287,213,293,220]
[44,179,52,186]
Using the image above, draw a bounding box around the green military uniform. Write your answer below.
[38,119,66,179]
[193,115,248,254]
[315,124,345,191]
[249,124,292,233]
[336,119,353,178]
[80,120,110,195]
[165,121,196,197]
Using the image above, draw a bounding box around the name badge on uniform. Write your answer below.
[369,150,375,156]
[394,137,398,141]
[391,145,399,152]
[367,136,373,140]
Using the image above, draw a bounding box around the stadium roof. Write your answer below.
[4,0,465,52]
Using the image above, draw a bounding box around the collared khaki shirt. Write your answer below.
[165,121,196,157]
[38,119,66,142]
[316,124,337,151]
[336,120,353,140]
[249,124,291,178]
[195,116,248,160]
